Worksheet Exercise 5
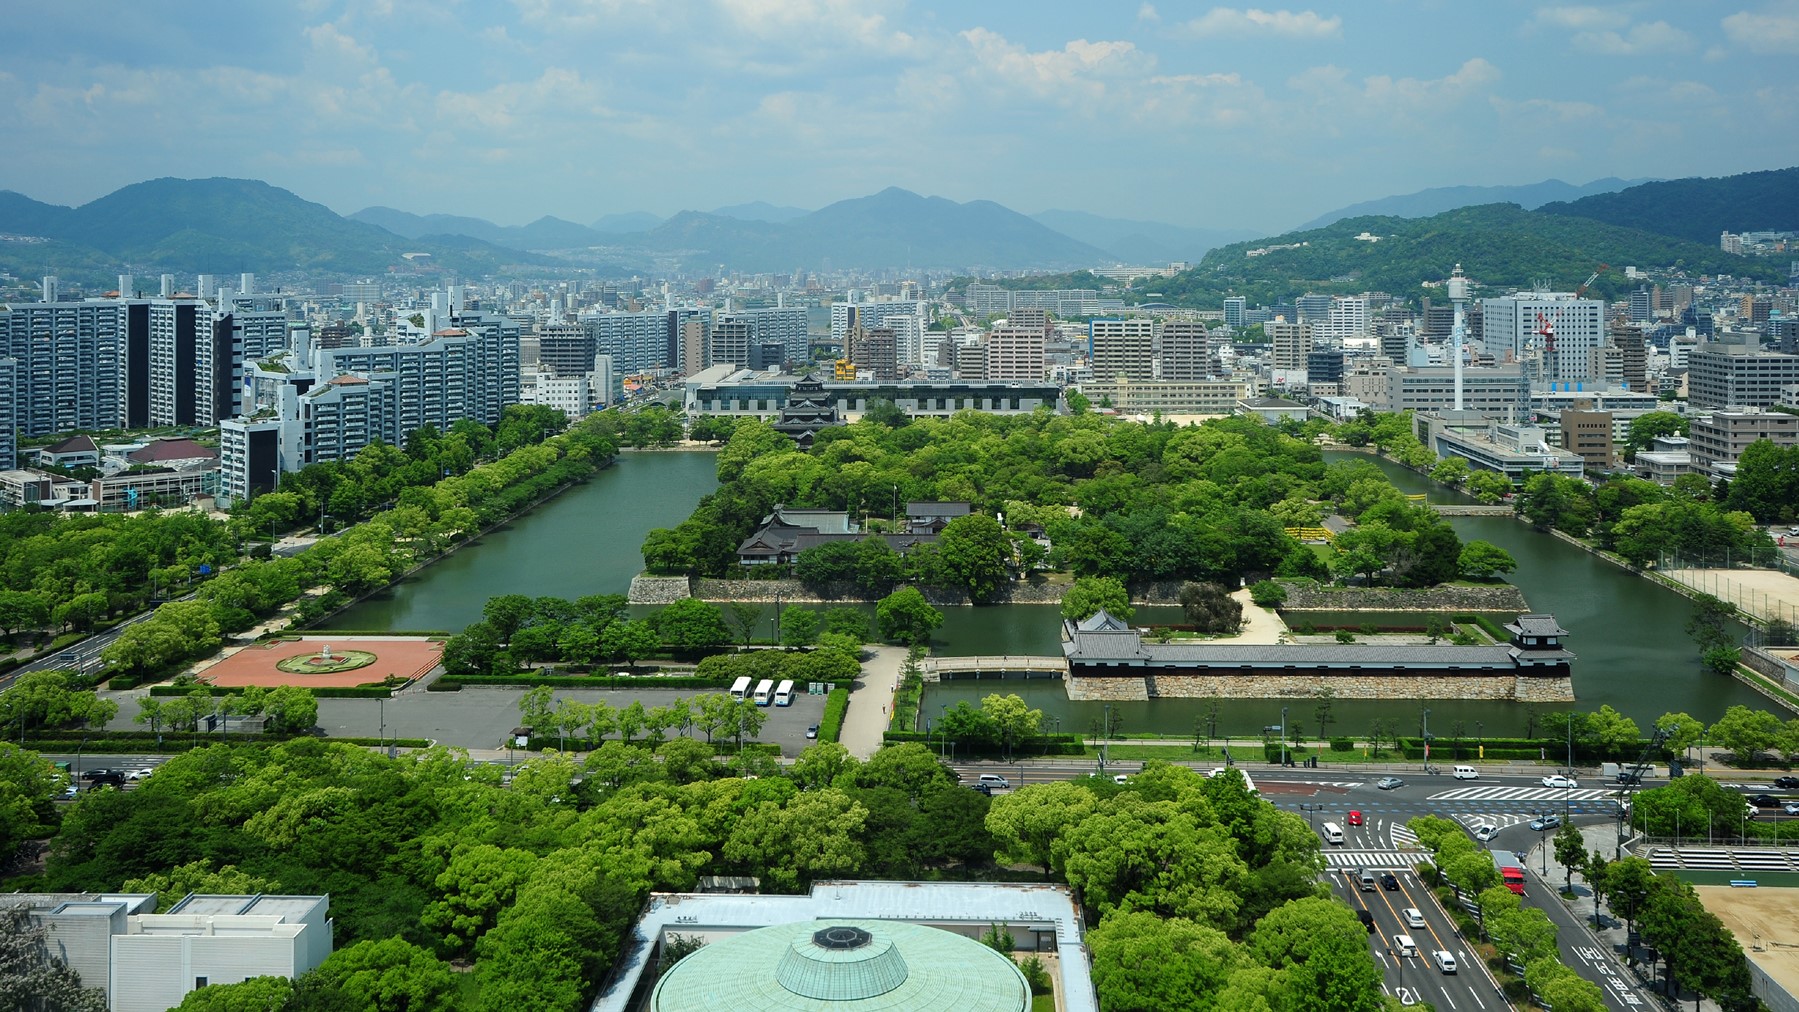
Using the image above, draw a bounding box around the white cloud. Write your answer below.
[1138,3,1160,22]
[1529,6,1624,32]
[1491,96,1604,121]
[1572,20,1694,55]
[1721,7,1799,53]
[959,28,1148,105]
[1181,7,1341,39]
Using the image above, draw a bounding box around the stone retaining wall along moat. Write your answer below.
[1065,671,1574,703]
[1276,581,1530,613]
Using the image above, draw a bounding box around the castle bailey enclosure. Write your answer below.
[1060,609,1574,703]
[325,449,1771,734]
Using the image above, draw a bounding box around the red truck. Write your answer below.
[1491,849,1526,894]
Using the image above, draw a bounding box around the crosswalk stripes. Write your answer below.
[1323,849,1417,870]
[1429,786,1626,802]
[1389,823,1419,849]
[1454,812,1532,832]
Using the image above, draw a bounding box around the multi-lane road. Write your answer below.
[957,762,1666,1010]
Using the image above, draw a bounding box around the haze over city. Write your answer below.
[4,1,1795,232]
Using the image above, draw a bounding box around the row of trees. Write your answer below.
[987,762,1389,1010]
[135,684,319,736]
[98,416,618,684]
[0,670,117,739]
[0,509,237,644]
[25,737,1002,1009]
[516,686,771,749]
[1515,470,1773,569]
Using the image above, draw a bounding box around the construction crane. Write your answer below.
[1574,264,1608,300]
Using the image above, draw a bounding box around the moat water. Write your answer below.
[324,447,1767,737]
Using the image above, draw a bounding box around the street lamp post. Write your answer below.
[1300,803,1322,831]
[1280,706,1288,768]
[1422,707,1432,772]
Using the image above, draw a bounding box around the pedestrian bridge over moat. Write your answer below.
[920,655,1065,681]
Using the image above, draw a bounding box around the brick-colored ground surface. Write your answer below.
[200,637,443,688]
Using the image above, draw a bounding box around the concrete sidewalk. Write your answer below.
[1530,825,1715,1011]
[837,645,904,759]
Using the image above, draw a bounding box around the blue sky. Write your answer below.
[2,2,1794,233]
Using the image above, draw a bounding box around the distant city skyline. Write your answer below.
[1,2,1793,233]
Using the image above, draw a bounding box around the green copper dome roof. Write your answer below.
[651,919,1031,1012]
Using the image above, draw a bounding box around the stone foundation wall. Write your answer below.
[1066,671,1573,702]
[628,575,694,605]
[1278,581,1529,613]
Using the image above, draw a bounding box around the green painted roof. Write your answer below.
[651,919,1031,1012]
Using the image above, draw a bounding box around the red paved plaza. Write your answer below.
[200,637,444,689]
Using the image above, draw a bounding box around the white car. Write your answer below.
[1473,823,1499,842]
[125,767,155,782]
[1433,950,1458,974]
[1542,774,1579,789]
[1113,774,1129,784]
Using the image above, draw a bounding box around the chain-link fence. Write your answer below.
[1657,549,1799,646]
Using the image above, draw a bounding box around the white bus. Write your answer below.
[753,679,775,706]
[730,676,753,701]
[774,679,795,706]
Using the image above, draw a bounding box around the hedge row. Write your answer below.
[819,688,849,743]
[434,673,732,691]
[24,732,433,754]
[147,683,400,699]
[880,730,1088,758]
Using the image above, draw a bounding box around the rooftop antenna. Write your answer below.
[1448,264,1469,411]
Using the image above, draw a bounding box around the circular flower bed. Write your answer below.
[275,649,377,674]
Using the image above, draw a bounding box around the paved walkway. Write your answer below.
[1531,825,1719,1011]
[838,645,905,759]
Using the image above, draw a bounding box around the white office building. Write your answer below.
[1480,293,1605,383]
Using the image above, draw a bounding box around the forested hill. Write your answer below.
[1535,166,1799,245]
[1147,203,1784,309]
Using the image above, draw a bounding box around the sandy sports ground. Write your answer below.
[194,636,444,689]
[1661,566,1799,628]
[1696,884,1799,1002]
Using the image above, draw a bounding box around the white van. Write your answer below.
[1433,950,1458,974]
[1403,907,1426,929]
[1452,765,1479,780]
[1321,822,1345,845]
[1393,934,1418,957]
[978,773,1010,790]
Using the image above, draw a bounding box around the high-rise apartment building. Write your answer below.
[1088,319,1156,381]
[1295,294,1333,324]
[1267,321,1313,373]
[986,324,1047,383]
[1315,296,1370,344]
[1223,297,1247,329]
[719,307,808,368]
[847,327,898,381]
[1158,321,1214,381]
[0,300,125,437]
[0,357,15,469]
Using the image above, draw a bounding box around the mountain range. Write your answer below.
[1150,194,1787,310]
[0,177,557,282]
[1293,177,1654,232]
[1536,167,1799,245]
[0,168,1790,286]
